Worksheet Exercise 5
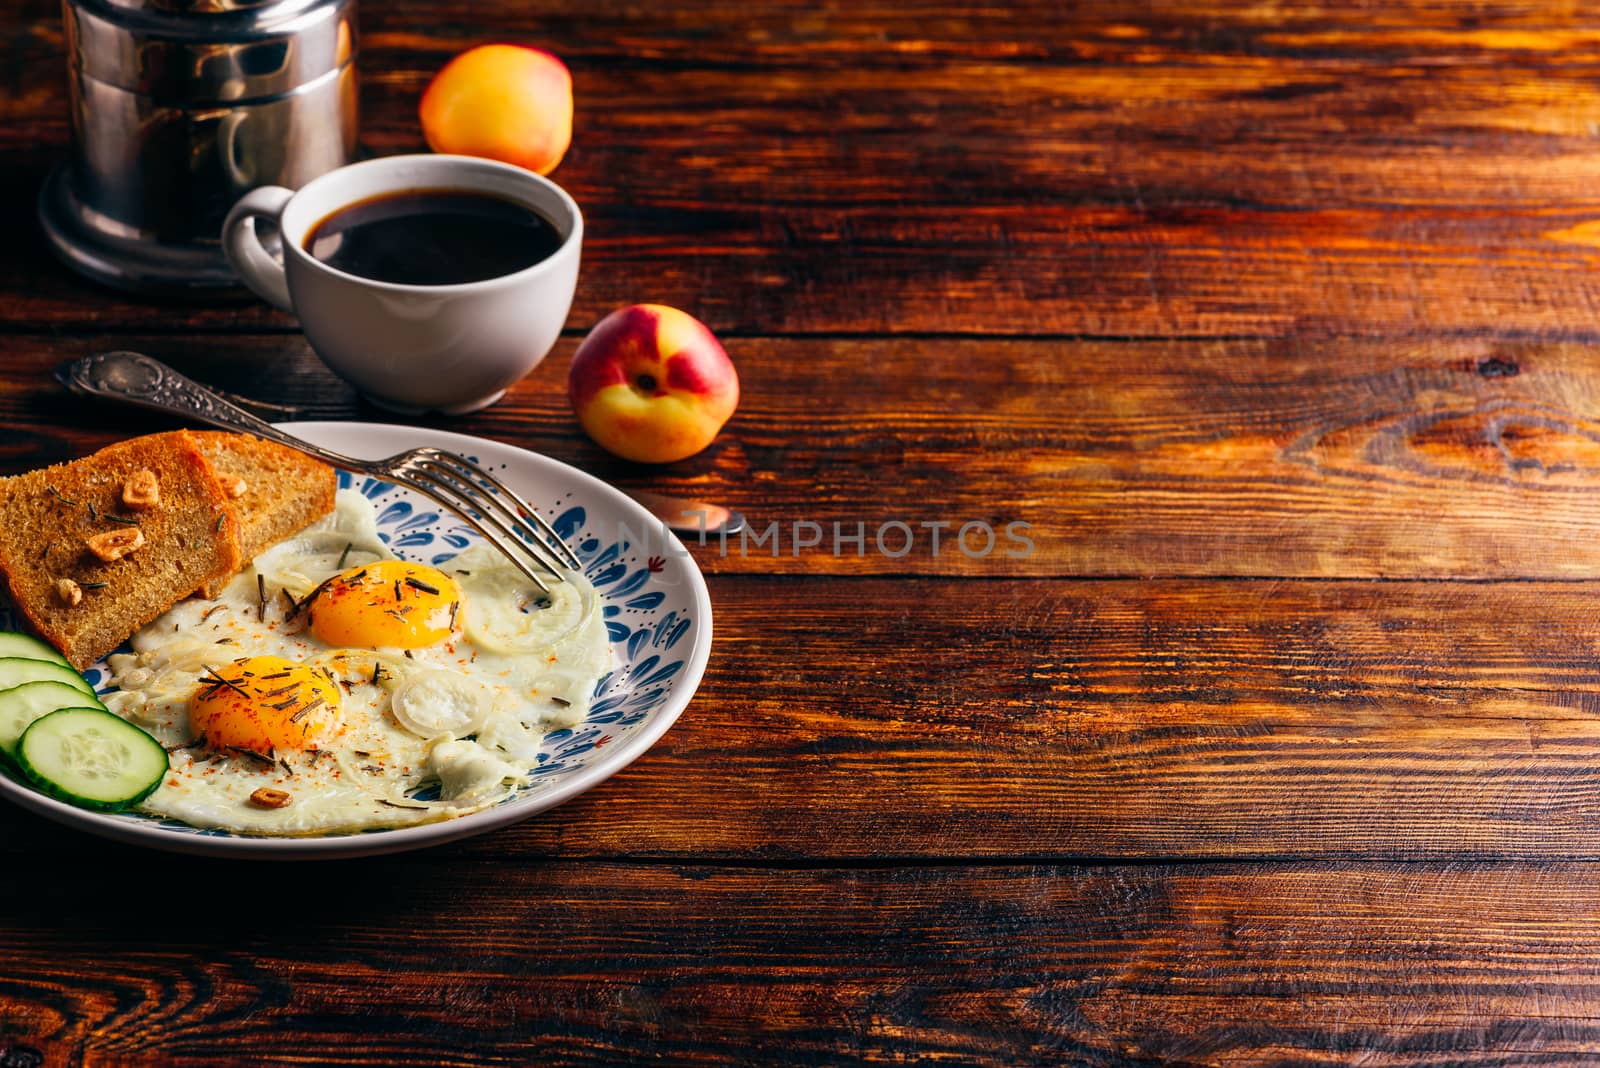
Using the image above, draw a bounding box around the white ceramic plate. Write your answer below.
[0,422,712,858]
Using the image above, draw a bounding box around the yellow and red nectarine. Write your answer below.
[568,305,740,464]
[420,44,573,175]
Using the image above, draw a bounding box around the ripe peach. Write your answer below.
[568,305,740,464]
[420,44,573,175]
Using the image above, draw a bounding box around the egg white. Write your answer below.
[101,490,610,836]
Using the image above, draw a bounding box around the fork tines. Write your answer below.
[387,448,581,594]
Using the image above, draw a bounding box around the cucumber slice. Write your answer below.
[0,633,72,671]
[0,680,108,756]
[0,657,96,699]
[15,707,167,811]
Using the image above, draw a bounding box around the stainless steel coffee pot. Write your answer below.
[39,0,359,294]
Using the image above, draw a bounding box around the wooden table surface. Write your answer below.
[7,0,1600,1063]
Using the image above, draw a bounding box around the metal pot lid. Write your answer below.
[65,0,356,102]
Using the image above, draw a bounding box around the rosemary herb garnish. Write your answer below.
[385,609,407,623]
[200,668,249,698]
[404,577,441,596]
[267,697,299,711]
[256,573,267,622]
[551,696,572,707]
[370,663,385,685]
[279,756,295,777]
[448,601,459,630]
[393,579,402,601]
[79,581,109,590]
[403,649,414,659]
[201,604,227,623]
[291,573,340,618]
[290,697,324,724]
[258,670,292,681]
[453,569,471,576]
[215,514,226,532]
[46,486,79,506]
[336,542,353,569]
[101,513,139,526]
[379,800,428,811]
[262,683,298,698]
[227,746,276,767]
[87,502,98,521]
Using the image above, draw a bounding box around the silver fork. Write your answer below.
[56,351,581,593]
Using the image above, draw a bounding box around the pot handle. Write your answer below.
[222,185,295,313]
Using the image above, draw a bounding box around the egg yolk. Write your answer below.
[307,560,462,650]
[190,655,343,752]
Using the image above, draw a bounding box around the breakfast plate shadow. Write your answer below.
[0,423,713,859]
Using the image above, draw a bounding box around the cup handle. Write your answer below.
[222,185,295,312]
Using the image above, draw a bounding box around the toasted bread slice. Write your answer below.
[0,431,242,669]
[190,431,337,596]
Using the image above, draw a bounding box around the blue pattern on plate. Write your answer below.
[2,467,694,840]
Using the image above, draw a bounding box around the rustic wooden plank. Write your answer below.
[7,5,1600,332]
[6,575,1600,860]
[3,858,1600,1066]
[8,333,1600,578]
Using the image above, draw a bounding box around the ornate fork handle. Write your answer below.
[55,351,362,471]
[57,350,745,544]
[57,349,578,592]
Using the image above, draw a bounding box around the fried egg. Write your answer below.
[100,490,610,835]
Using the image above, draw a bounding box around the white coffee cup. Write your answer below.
[222,154,582,415]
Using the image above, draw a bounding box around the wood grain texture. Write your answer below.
[5,859,1600,1067]
[8,3,1600,332]
[4,1,1600,1063]
[8,332,1600,578]
[3,575,1600,862]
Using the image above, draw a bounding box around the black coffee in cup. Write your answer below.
[304,189,563,286]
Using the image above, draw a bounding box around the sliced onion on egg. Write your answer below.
[449,545,602,657]
[251,490,394,599]
[389,669,492,738]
